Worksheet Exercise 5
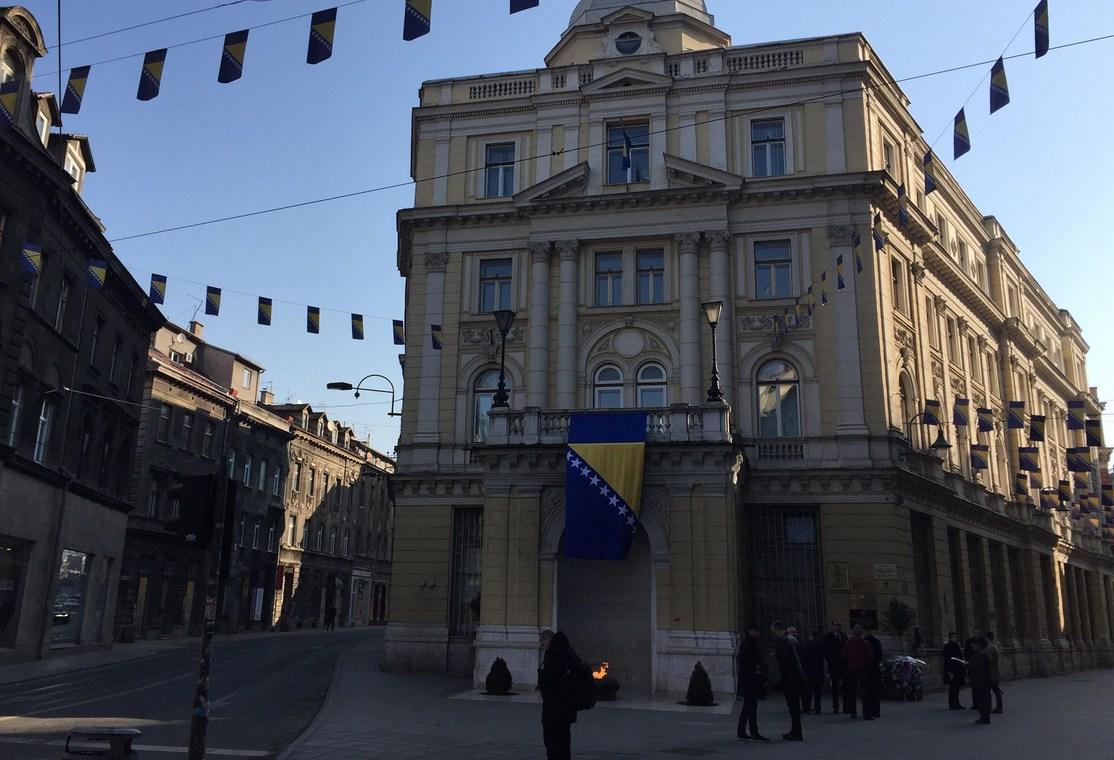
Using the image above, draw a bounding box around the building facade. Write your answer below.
[1,6,164,663]
[387,0,1113,694]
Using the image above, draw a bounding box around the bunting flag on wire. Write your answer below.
[351,313,364,340]
[149,273,167,304]
[18,242,42,276]
[1029,414,1046,441]
[218,30,249,84]
[1030,470,1044,490]
[137,49,167,101]
[258,297,272,325]
[923,151,938,195]
[1007,400,1025,430]
[1018,446,1041,472]
[1086,418,1104,447]
[205,286,221,316]
[1067,446,1093,472]
[953,398,970,427]
[1067,400,1086,430]
[1103,484,1114,508]
[1058,479,1072,503]
[1,80,20,124]
[923,399,942,427]
[87,259,107,289]
[510,0,540,12]
[970,444,990,470]
[989,57,1010,113]
[872,213,887,251]
[1035,0,1050,58]
[836,256,845,290]
[977,407,994,433]
[820,272,828,306]
[61,66,91,114]
[403,0,432,40]
[953,108,971,160]
[897,184,909,227]
[431,323,443,350]
[307,306,321,334]
[392,319,405,345]
[1015,471,1029,497]
[307,8,337,65]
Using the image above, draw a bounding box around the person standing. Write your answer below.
[773,621,804,741]
[863,630,883,719]
[941,632,966,710]
[842,624,874,720]
[539,631,578,760]
[736,623,769,741]
[985,631,1003,714]
[802,628,825,715]
[967,636,992,725]
[963,628,982,709]
[822,620,848,713]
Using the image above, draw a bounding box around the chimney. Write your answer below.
[188,320,204,339]
[259,389,275,406]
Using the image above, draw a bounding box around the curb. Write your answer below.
[274,637,358,760]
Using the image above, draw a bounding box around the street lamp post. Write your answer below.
[701,300,724,403]
[492,309,516,408]
[904,412,952,462]
[325,374,401,417]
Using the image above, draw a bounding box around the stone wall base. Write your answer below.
[383,623,449,674]
[656,629,737,696]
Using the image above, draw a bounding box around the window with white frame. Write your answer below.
[170,493,180,520]
[228,449,236,478]
[472,369,501,443]
[267,521,275,552]
[157,403,172,442]
[328,526,338,554]
[926,296,939,348]
[751,118,786,177]
[606,122,649,184]
[945,317,959,362]
[242,455,252,486]
[202,421,214,458]
[292,461,302,492]
[241,368,252,389]
[35,109,48,145]
[289,515,297,545]
[181,412,193,450]
[146,480,161,516]
[958,240,969,274]
[7,385,23,447]
[967,337,981,383]
[258,459,267,491]
[756,359,801,438]
[593,365,623,409]
[595,252,622,306]
[343,529,351,557]
[882,138,896,175]
[272,468,281,496]
[636,363,667,407]
[891,259,910,315]
[54,277,70,333]
[315,524,324,551]
[484,143,515,198]
[238,514,247,547]
[754,240,792,299]
[637,250,665,304]
[63,151,82,187]
[478,258,512,312]
[252,517,261,549]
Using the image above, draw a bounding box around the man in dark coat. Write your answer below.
[539,631,578,760]
[842,624,875,720]
[736,623,769,741]
[821,620,848,713]
[941,632,966,710]
[802,628,825,715]
[967,636,992,725]
[773,621,804,740]
[963,628,982,710]
[864,630,883,719]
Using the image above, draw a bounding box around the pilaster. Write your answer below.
[828,224,868,436]
[555,240,580,408]
[526,242,552,408]
[677,232,702,404]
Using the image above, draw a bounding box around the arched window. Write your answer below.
[756,359,800,437]
[636,362,667,407]
[472,369,502,443]
[593,365,623,409]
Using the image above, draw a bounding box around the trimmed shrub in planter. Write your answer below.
[683,661,716,706]
[484,657,513,695]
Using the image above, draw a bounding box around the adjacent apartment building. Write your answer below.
[387,0,1112,694]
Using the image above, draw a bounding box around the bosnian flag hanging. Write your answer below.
[565,413,646,561]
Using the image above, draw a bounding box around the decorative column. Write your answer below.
[415,251,447,442]
[707,231,734,407]
[556,240,579,409]
[827,225,868,436]
[676,232,702,404]
[526,242,552,408]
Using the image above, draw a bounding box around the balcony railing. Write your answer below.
[484,404,732,446]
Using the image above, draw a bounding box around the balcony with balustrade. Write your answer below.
[483,404,732,447]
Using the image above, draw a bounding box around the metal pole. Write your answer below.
[705,322,723,402]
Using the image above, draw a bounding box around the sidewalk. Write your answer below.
[281,635,1114,760]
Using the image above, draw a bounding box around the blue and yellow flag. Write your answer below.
[149,273,167,304]
[923,399,942,426]
[836,255,845,290]
[977,407,994,433]
[1015,471,1029,497]
[137,49,166,101]
[307,305,320,334]
[87,259,107,289]
[1073,472,1090,492]
[1039,490,1056,510]
[307,8,337,65]
[820,272,828,306]
[1067,446,1092,473]
[1030,470,1044,490]
[510,0,539,12]
[403,0,432,40]
[872,212,887,251]
[1035,0,1049,58]
[218,30,249,84]
[1058,479,1072,503]
[1007,400,1025,430]
[970,444,990,470]
[393,319,405,345]
[1086,418,1104,448]
[1018,446,1040,472]
[565,413,646,561]
[1102,484,1114,508]
[1067,400,1085,430]
[954,108,970,160]
[0,80,19,125]
[923,150,938,195]
[205,286,221,316]
[953,398,970,427]
[1029,414,1046,441]
[989,57,1010,114]
[19,242,42,276]
[61,65,91,114]
[431,323,442,350]
[258,297,272,325]
[850,228,864,273]
[897,183,909,227]
[351,313,364,340]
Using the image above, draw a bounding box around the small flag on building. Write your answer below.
[1007,400,1025,429]
[1039,491,1056,510]
[510,0,539,12]
[307,306,320,334]
[872,213,887,251]
[1015,472,1029,496]
[897,184,909,227]
[1035,0,1050,58]
[820,272,828,306]
[351,314,364,340]
[836,255,845,290]
[954,108,971,160]
[1058,479,1072,503]
[431,323,443,350]
[307,8,337,65]
[149,273,167,304]
[205,286,221,316]
[924,150,938,195]
[18,242,42,276]
[1074,472,1090,492]
[977,407,994,433]
[61,65,91,114]
[137,49,167,101]
[989,57,1010,113]
[923,399,942,426]
[1067,446,1092,472]
[953,398,970,427]
[258,297,272,325]
[1018,446,1041,472]
[620,125,633,172]
[218,30,249,84]
[87,259,107,289]
[1068,400,1085,430]
[1102,484,1114,508]
[970,444,990,470]
[403,0,432,40]
[1086,418,1104,447]
[393,319,406,345]
[1031,470,1044,490]
[0,80,19,124]
[1029,414,1046,441]
[851,229,864,273]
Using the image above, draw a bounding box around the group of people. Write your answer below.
[737,619,884,742]
[941,629,1003,724]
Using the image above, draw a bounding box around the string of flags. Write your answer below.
[404,0,540,41]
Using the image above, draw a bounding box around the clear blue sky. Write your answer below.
[19,0,1114,452]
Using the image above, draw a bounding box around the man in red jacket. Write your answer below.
[842,624,876,720]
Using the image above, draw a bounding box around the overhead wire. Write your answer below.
[59,0,283,49]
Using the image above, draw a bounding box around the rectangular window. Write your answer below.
[316,525,323,552]
[606,122,649,184]
[238,514,247,547]
[109,337,122,385]
[324,474,332,506]
[158,404,172,442]
[926,297,939,348]
[241,368,251,389]
[946,318,959,362]
[54,277,70,332]
[484,143,515,198]
[228,450,235,478]
[289,515,297,545]
[293,462,302,492]
[126,353,137,398]
[1007,286,1020,317]
[258,460,267,491]
[636,250,665,304]
[7,386,23,448]
[751,118,786,177]
[272,469,281,496]
[967,337,980,383]
[28,252,44,309]
[882,138,896,174]
[308,468,317,498]
[89,317,104,367]
[754,240,791,299]
[343,529,351,557]
[891,259,909,315]
[958,240,969,274]
[181,413,193,450]
[594,252,623,306]
[147,481,160,517]
[252,517,261,550]
[449,508,484,636]
[267,521,275,552]
[170,494,180,520]
[242,456,252,486]
[478,258,512,312]
[202,421,215,458]
[301,521,308,549]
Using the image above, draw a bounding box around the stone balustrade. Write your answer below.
[484,403,732,446]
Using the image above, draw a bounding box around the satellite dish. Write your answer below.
[173,333,185,344]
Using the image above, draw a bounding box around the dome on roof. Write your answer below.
[567,0,712,29]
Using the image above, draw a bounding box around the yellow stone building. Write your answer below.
[387,0,1112,693]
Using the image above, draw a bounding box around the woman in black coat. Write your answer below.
[539,631,578,760]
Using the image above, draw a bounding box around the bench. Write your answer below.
[63,728,142,759]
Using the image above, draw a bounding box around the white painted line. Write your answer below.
[0,672,193,721]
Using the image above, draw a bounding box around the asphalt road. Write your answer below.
[0,626,376,759]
